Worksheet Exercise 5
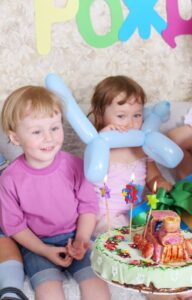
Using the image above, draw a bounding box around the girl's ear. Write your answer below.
[8,131,20,146]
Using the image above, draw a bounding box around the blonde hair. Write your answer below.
[1,86,63,134]
[88,75,146,131]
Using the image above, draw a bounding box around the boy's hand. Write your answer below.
[44,245,73,267]
[66,238,90,260]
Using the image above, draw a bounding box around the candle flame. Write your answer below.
[130,173,135,181]
[103,175,108,184]
[153,181,157,193]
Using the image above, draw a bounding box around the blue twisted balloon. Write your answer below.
[45,73,183,183]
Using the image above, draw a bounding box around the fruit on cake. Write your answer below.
[91,210,192,293]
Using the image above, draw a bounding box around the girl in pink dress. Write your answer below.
[88,75,173,235]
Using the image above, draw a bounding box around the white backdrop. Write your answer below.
[0,2,192,298]
[0,0,192,156]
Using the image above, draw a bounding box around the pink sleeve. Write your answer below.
[74,159,99,215]
[0,175,27,236]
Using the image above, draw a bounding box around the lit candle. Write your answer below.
[122,173,138,240]
[129,174,135,240]
[143,181,158,238]
[100,175,111,232]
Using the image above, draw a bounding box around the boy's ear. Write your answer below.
[8,131,20,146]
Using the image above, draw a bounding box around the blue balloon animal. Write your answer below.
[45,73,183,183]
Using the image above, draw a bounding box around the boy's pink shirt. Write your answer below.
[0,151,98,237]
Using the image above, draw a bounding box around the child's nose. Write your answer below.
[44,131,52,141]
[127,118,134,128]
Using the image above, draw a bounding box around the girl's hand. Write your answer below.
[100,124,128,132]
[44,245,73,267]
[157,179,173,192]
[66,238,90,260]
[147,162,173,193]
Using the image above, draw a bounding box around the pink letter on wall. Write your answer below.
[162,0,192,48]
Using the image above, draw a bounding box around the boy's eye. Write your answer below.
[117,115,125,119]
[32,130,41,135]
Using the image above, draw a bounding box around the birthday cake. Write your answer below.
[91,210,192,293]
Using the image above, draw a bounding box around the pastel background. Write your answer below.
[0,0,192,157]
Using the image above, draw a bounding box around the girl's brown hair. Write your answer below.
[1,86,63,135]
[88,75,146,131]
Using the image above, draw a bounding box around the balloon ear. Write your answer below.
[143,132,184,168]
[84,137,110,183]
[142,101,170,133]
[45,73,73,101]
[45,73,98,144]
[153,101,170,121]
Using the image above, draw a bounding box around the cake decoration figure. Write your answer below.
[134,210,192,263]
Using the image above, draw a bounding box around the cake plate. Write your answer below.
[95,271,192,296]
